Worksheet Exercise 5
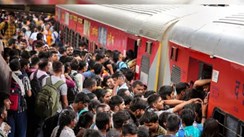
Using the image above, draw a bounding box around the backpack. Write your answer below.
[52,32,61,46]
[42,112,60,137]
[35,77,64,118]
[68,73,79,104]
[30,70,47,97]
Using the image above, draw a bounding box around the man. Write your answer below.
[112,71,128,95]
[0,11,16,47]
[42,61,68,110]
[96,112,111,137]
[164,114,181,137]
[131,80,145,96]
[122,123,138,137]
[0,92,11,110]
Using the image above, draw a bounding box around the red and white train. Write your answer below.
[55,5,244,136]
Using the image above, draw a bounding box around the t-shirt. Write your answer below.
[51,126,76,137]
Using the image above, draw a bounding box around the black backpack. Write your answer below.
[68,73,79,104]
[30,70,47,97]
[42,112,60,137]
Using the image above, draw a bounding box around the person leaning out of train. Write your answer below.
[193,79,211,93]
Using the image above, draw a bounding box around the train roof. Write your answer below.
[169,6,244,66]
[57,5,210,41]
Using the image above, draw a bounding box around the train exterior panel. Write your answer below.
[55,5,162,89]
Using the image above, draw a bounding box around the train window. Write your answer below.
[170,47,178,61]
[213,108,225,136]
[171,65,181,84]
[225,115,239,137]
[145,41,152,54]
[240,123,244,137]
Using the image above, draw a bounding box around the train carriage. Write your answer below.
[55,5,208,90]
[168,6,244,137]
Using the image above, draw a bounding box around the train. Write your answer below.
[55,4,244,136]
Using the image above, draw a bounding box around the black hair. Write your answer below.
[132,80,144,88]
[88,99,101,112]
[56,109,76,137]
[130,98,148,112]
[113,110,131,129]
[83,129,103,137]
[74,111,94,135]
[106,128,120,137]
[202,118,219,137]
[109,95,124,111]
[19,59,29,70]
[96,112,111,130]
[93,63,103,75]
[87,93,97,100]
[120,68,135,82]
[158,85,174,100]
[147,94,160,107]
[52,61,63,73]
[95,53,105,61]
[137,126,149,137]
[122,123,138,136]
[30,55,40,67]
[36,32,44,40]
[102,75,112,88]
[83,78,97,89]
[74,92,90,104]
[70,59,79,70]
[38,51,50,59]
[9,58,20,71]
[0,92,10,105]
[180,109,195,126]
[78,60,87,71]
[144,90,155,98]
[112,71,124,79]
[21,50,30,60]
[140,110,158,124]
[175,82,189,94]
[158,112,172,129]
[166,113,181,132]
[93,88,108,103]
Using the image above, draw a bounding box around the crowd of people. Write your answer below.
[0,10,220,137]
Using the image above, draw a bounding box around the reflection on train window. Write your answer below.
[213,108,225,137]
[226,115,239,137]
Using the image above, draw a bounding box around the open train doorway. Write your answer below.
[126,38,138,73]
[187,57,213,87]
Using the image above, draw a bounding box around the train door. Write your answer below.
[126,38,138,75]
[187,57,213,84]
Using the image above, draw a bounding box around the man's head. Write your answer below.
[129,98,148,118]
[0,92,11,110]
[140,111,159,133]
[112,71,125,86]
[50,50,59,62]
[147,94,164,110]
[113,110,131,130]
[66,46,74,56]
[132,80,145,96]
[109,95,125,112]
[122,123,138,137]
[96,112,111,131]
[166,114,181,133]
[52,61,64,74]
[74,92,90,111]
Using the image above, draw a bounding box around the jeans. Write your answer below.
[7,110,27,137]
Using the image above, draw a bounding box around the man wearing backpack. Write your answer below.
[41,61,68,114]
[0,11,16,48]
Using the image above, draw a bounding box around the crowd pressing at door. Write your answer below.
[0,10,219,137]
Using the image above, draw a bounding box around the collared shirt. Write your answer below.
[177,125,201,137]
[116,83,129,92]
[0,21,16,44]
